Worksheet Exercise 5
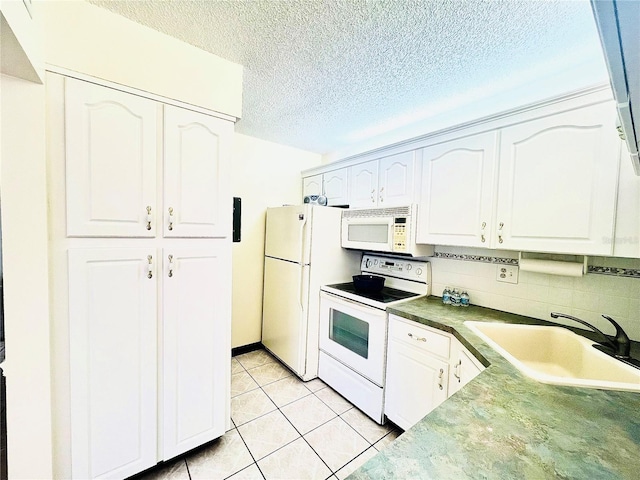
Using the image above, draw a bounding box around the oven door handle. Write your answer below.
[320,291,385,313]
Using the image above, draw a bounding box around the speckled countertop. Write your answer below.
[349,297,640,480]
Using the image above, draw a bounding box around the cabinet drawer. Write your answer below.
[389,315,451,359]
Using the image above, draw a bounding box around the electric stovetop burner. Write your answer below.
[326,282,421,304]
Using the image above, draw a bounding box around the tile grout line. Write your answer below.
[233,351,388,478]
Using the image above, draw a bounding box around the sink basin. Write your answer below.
[464,321,640,392]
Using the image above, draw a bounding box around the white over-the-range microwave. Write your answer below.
[341,204,434,257]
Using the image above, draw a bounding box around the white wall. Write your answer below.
[230,134,322,348]
[0,73,53,479]
[42,0,243,118]
[430,246,640,341]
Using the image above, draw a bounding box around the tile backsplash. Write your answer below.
[429,246,640,341]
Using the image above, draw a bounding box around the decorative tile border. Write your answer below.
[588,266,640,278]
[433,252,640,279]
[433,252,518,265]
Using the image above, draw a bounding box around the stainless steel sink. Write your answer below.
[464,321,640,392]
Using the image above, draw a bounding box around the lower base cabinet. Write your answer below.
[68,245,231,478]
[384,314,484,431]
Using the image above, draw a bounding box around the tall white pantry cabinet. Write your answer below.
[47,74,233,479]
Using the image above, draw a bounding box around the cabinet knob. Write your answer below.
[498,222,504,244]
[147,255,153,279]
[168,207,174,231]
[480,221,486,243]
[168,254,174,277]
[146,206,153,231]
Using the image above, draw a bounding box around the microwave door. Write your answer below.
[342,218,393,252]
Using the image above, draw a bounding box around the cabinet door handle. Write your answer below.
[480,222,486,243]
[146,206,152,231]
[438,368,444,390]
[379,186,384,203]
[371,189,375,203]
[498,222,504,244]
[454,359,462,381]
[147,255,153,279]
[168,254,174,277]
[168,207,174,231]
[407,332,426,342]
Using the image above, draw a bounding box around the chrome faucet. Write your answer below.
[550,312,631,359]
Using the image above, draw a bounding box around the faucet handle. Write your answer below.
[601,315,631,358]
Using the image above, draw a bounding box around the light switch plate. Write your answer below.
[497,265,519,284]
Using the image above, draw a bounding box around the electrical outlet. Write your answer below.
[496,265,519,284]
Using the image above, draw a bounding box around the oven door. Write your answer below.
[319,291,387,386]
[341,216,394,253]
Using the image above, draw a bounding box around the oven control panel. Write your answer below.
[361,254,429,283]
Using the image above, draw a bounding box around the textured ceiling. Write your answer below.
[87,0,608,155]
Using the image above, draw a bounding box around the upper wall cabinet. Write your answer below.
[302,174,323,197]
[65,78,158,237]
[302,169,349,206]
[417,132,498,247]
[349,151,415,208]
[0,0,44,83]
[164,106,233,238]
[65,78,232,239]
[416,99,621,255]
[495,102,620,255]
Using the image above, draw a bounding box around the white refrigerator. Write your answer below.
[262,205,360,381]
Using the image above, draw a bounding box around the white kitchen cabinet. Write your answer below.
[496,102,620,255]
[613,143,640,258]
[164,106,233,238]
[378,151,415,207]
[48,74,233,479]
[417,132,498,246]
[303,174,323,197]
[349,160,379,207]
[68,248,158,479]
[349,152,415,208]
[384,315,484,430]
[302,169,349,206]
[0,0,43,83]
[65,78,158,237]
[162,245,231,458]
[448,341,485,396]
[384,315,450,431]
[323,168,349,205]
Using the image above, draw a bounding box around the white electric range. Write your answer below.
[318,254,431,424]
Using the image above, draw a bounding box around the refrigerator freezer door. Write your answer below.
[264,205,312,264]
[262,256,310,377]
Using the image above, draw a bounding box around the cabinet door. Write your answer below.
[349,160,379,208]
[303,174,323,198]
[418,133,498,246]
[378,151,415,207]
[496,102,620,254]
[323,168,349,206]
[65,78,158,237]
[162,245,231,459]
[164,106,233,238]
[385,338,449,431]
[449,341,484,396]
[68,248,158,479]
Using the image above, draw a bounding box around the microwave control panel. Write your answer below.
[393,218,408,252]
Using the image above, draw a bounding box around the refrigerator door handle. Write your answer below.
[298,214,307,311]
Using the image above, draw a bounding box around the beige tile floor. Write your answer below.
[135,349,402,480]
